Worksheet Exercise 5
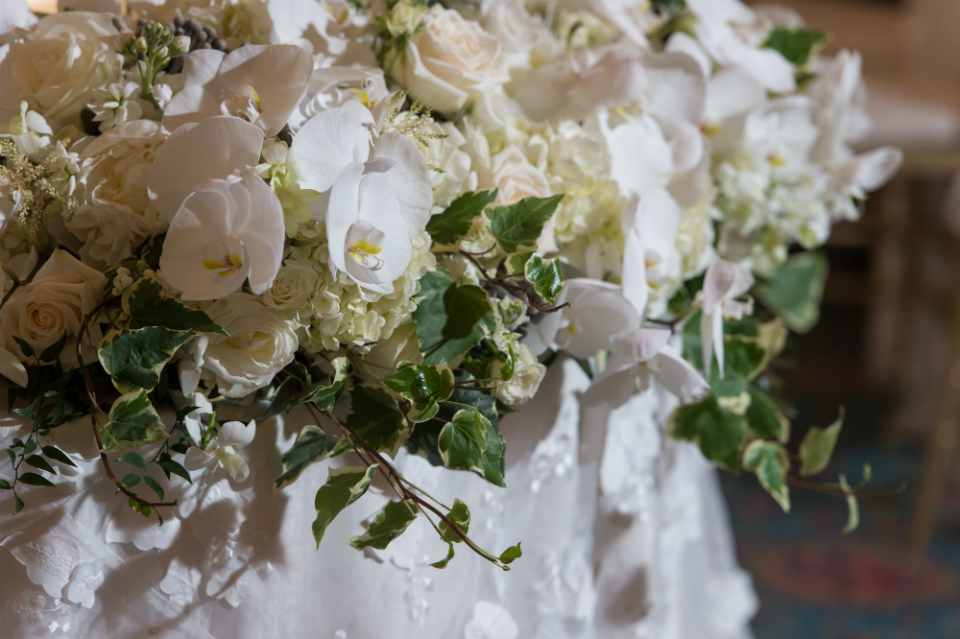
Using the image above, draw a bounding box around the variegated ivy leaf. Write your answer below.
[344,385,410,457]
[756,252,828,333]
[485,194,564,254]
[746,386,790,443]
[413,269,496,366]
[302,357,350,411]
[439,498,470,543]
[99,390,168,453]
[382,363,455,423]
[839,473,860,534]
[438,408,489,474]
[312,465,378,549]
[275,425,340,489]
[425,189,498,247]
[763,27,828,68]
[669,395,747,472]
[799,408,844,477]
[123,277,228,335]
[683,313,787,382]
[98,327,194,393]
[430,542,456,569]
[524,254,563,305]
[499,543,522,566]
[742,440,791,512]
[346,499,419,551]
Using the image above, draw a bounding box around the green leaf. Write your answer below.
[524,254,563,304]
[143,475,165,501]
[23,455,57,475]
[0,479,9,490]
[13,337,34,359]
[117,452,146,469]
[346,386,411,456]
[438,408,489,474]
[99,390,168,453]
[742,440,791,512]
[157,459,192,484]
[275,425,340,489]
[839,474,860,534]
[745,386,790,443]
[302,357,350,411]
[39,331,68,363]
[18,472,55,487]
[14,492,24,513]
[499,542,522,565]
[426,189,498,246]
[258,376,301,425]
[382,363,455,423]
[312,465,378,548]
[498,345,515,382]
[430,541,456,569]
[125,278,228,335]
[799,408,844,477]
[670,396,747,472]
[763,27,828,68]
[439,498,471,543]
[345,499,419,551]
[485,194,564,254]
[507,251,534,274]
[121,473,141,488]
[98,327,194,393]
[413,269,496,365]
[756,252,828,333]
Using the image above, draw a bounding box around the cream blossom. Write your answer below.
[184,419,257,483]
[392,5,510,114]
[179,294,297,399]
[488,145,551,206]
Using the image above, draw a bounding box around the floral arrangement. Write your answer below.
[0,0,899,572]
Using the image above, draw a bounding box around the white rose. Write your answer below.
[68,120,168,267]
[0,249,106,368]
[2,13,122,129]
[489,145,551,205]
[261,259,319,315]
[482,0,541,68]
[393,6,509,114]
[489,343,545,406]
[180,294,297,399]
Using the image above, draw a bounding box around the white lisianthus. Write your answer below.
[184,419,257,483]
[1,102,52,161]
[2,12,122,129]
[392,5,510,114]
[261,258,319,316]
[88,82,143,133]
[490,343,545,406]
[180,294,297,399]
[0,249,106,368]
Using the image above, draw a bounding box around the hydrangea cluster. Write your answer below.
[0,0,898,574]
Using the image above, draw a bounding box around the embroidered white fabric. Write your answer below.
[0,359,757,638]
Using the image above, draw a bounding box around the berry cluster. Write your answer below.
[163,17,228,73]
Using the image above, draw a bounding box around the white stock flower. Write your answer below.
[698,257,754,376]
[49,140,81,197]
[1,12,122,129]
[0,249,106,368]
[2,101,52,161]
[184,419,257,483]
[490,343,545,406]
[180,294,297,399]
[160,175,286,301]
[392,5,510,114]
[292,101,432,293]
[88,82,143,133]
[163,44,313,137]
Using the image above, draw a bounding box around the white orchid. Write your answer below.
[163,44,313,137]
[184,419,257,483]
[2,101,52,161]
[698,257,755,376]
[291,101,432,293]
[620,191,682,319]
[159,174,285,300]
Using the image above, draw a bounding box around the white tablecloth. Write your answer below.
[0,359,757,638]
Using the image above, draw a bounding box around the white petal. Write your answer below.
[184,444,216,471]
[149,117,264,223]
[217,449,250,483]
[558,279,640,358]
[851,147,903,192]
[217,420,256,450]
[373,133,433,234]
[345,172,413,291]
[292,101,375,193]
[643,52,706,130]
[706,67,766,123]
[162,86,221,133]
[604,114,674,195]
[325,161,365,274]
[180,49,226,88]
[0,347,27,387]
[229,176,286,294]
[654,351,710,403]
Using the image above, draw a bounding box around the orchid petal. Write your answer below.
[851,147,903,192]
[0,347,27,388]
[217,420,256,450]
[654,351,710,403]
[556,279,640,358]
[292,101,375,193]
[325,161,365,274]
[372,132,433,234]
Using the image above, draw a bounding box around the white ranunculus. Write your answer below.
[392,5,510,114]
[261,258,318,314]
[490,343,546,406]
[0,249,106,368]
[180,294,297,399]
[488,145,551,206]
[69,120,168,266]
[1,12,122,129]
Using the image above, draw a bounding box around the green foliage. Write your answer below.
[143,475,165,501]
[259,358,350,424]
[345,386,411,456]
[524,254,564,305]
[124,278,228,335]
[413,269,496,365]
[430,542,456,569]
[382,363,455,423]
[312,465,378,549]
[756,252,828,333]
[670,395,747,472]
[275,425,340,489]
[18,472,55,487]
[41,446,76,468]
[39,332,68,363]
[682,312,788,382]
[499,543,522,566]
[426,189,497,246]
[438,408,489,475]
[485,194,564,254]
[99,390,168,453]
[763,27,828,68]
[439,498,470,543]
[99,327,193,393]
[302,357,350,411]
[746,386,790,443]
[346,499,419,550]
[799,409,844,477]
[743,440,791,511]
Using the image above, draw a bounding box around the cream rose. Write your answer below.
[489,145,551,205]
[261,259,319,315]
[3,12,122,129]
[393,5,509,114]
[0,249,106,368]
[68,120,168,267]
[180,294,298,399]
[489,343,545,406]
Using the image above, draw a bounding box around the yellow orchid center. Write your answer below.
[203,252,244,276]
[768,154,787,167]
[347,88,373,109]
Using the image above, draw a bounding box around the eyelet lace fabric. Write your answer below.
[0,358,756,638]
